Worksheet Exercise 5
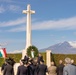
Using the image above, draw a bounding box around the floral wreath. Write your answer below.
[27,45,39,58]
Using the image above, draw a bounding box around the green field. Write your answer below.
[0,53,76,66]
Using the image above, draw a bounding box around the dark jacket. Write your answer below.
[38,56,43,64]
[37,64,47,75]
[3,64,14,75]
[28,64,33,75]
[57,64,64,75]
[33,65,39,75]
[28,64,38,75]
[17,65,28,75]
[1,63,7,71]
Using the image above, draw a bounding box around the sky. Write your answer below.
[0,0,76,53]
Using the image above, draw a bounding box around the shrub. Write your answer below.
[0,53,76,67]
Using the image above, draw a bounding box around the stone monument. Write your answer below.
[46,50,51,67]
[22,4,35,59]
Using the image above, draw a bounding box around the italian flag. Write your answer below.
[0,48,7,58]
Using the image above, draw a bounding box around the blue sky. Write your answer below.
[0,0,76,52]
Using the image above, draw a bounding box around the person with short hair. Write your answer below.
[48,61,57,75]
[71,59,76,66]
[63,57,76,75]
[24,54,29,62]
[57,60,64,75]
[37,60,47,75]
[3,59,14,75]
[17,60,28,75]
[37,53,43,64]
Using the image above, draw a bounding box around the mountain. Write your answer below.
[40,41,76,54]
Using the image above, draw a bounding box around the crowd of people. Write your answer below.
[1,53,76,75]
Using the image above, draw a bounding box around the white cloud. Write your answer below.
[69,41,76,48]
[0,0,14,3]
[0,5,5,13]
[0,3,22,13]
[32,17,76,30]
[8,50,22,53]
[0,0,24,4]
[0,17,26,27]
[8,5,21,12]
[1,16,76,32]
[7,25,25,32]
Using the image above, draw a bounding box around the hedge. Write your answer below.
[0,53,76,67]
[0,53,22,66]
[52,54,76,66]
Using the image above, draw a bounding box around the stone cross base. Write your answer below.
[13,63,20,75]
[22,49,27,59]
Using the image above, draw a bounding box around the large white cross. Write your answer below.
[22,4,35,57]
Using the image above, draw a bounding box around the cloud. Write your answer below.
[8,50,23,54]
[0,3,22,13]
[8,50,22,53]
[0,17,26,27]
[1,16,76,32]
[0,0,25,4]
[0,0,14,3]
[7,25,25,32]
[8,5,21,12]
[32,17,76,30]
[0,5,5,13]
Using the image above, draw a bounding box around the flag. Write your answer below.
[0,48,7,58]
